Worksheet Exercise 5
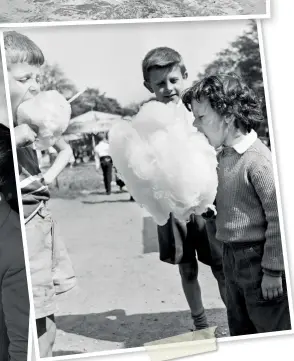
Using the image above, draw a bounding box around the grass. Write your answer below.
[47,162,105,199]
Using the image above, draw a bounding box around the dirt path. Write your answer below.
[49,191,227,356]
[2,0,267,23]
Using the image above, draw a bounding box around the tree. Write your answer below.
[40,63,78,100]
[197,21,268,136]
[70,87,126,118]
[198,21,262,86]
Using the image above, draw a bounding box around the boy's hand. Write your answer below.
[14,124,37,147]
[261,273,283,300]
[202,204,217,220]
[43,173,53,185]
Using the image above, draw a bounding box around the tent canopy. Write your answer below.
[65,110,125,135]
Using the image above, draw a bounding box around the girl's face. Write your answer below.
[191,97,228,148]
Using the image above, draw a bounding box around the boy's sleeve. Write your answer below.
[2,267,29,361]
[249,154,284,275]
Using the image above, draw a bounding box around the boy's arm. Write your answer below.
[250,154,283,275]
[43,137,73,184]
[2,267,29,361]
[14,124,37,148]
[250,154,284,300]
[94,146,101,171]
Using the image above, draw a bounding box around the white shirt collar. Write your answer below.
[232,130,257,154]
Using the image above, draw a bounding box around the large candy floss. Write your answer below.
[16,90,72,150]
[109,100,218,226]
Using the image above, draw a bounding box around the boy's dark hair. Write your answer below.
[142,47,187,82]
[0,124,19,213]
[4,31,45,67]
[182,73,263,133]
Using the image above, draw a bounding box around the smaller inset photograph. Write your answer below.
[1,19,292,360]
[1,0,269,25]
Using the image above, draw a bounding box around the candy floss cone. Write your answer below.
[109,100,218,226]
[16,90,72,150]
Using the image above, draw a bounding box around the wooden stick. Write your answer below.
[68,88,87,103]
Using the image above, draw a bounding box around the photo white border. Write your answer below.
[219,19,294,343]
[2,12,294,361]
[0,0,270,29]
[0,32,41,361]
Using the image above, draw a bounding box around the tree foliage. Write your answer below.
[197,21,268,135]
[40,64,137,119]
[40,63,78,100]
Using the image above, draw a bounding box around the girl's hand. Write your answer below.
[14,124,37,147]
[261,273,283,300]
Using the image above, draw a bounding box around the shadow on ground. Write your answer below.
[55,308,229,350]
[82,199,132,204]
[81,189,128,195]
[53,350,84,356]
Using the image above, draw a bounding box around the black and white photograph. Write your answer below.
[0,49,30,361]
[1,0,269,24]
[1,18,292,360]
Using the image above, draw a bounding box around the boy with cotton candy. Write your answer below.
[110,47,226,330]
[4,31,76,357]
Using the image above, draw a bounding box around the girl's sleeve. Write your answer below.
[2,267,29,361]
[250,154,284,274]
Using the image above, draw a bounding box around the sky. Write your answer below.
[19,20,252,107]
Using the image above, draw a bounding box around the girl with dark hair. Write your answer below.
[182,74,291,336]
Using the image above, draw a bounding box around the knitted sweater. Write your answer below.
[215,137,284,273]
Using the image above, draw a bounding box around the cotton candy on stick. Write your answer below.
[16,90,72,150]
[109,100,218,225]
[139,101,218,221]
[109,119,171,225]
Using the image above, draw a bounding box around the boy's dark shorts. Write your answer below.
[157,213,220,266]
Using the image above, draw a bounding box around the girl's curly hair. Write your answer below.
[182,73,264,133]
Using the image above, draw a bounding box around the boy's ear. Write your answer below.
[183,71,188,80]
[144,81,154,94]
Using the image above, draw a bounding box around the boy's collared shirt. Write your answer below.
[216,131,283,273]
[231,130,258,154]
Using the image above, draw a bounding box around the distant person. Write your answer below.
[95,133,113,195]
[114,167,135,201]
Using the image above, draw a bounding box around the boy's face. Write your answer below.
[8,62,41,121]
[144,65,187,104]
[191,97,227,149]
